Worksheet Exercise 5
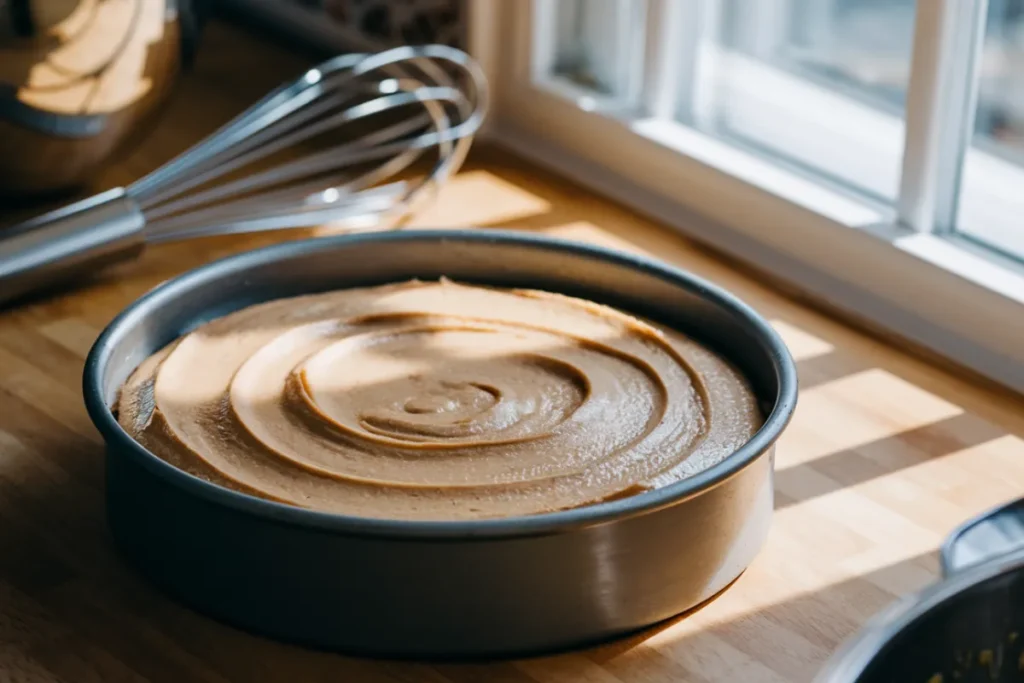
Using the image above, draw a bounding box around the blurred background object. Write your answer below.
[215,0,464,53]
[0,0,206,199]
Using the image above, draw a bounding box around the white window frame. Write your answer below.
[468,0,1024,394]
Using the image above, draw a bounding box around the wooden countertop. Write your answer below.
[3,20,1024,683]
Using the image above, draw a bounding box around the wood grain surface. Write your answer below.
[2,19,1024,683]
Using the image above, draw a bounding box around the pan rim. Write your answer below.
[83,229,797,540]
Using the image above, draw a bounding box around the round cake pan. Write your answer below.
[83,230,798,658]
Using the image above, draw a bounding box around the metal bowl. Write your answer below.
[83,230,798,658]
[815,499,1024,683]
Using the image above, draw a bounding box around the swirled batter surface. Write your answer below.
[117,280,762,520]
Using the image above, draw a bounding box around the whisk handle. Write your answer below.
[0,189,146,306]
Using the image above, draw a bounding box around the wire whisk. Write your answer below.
[0,44,487,305]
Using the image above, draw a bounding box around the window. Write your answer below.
[957,0,1024,261]
[472,0,1024,393]
[689,0,916,200]
[550,0,644,100]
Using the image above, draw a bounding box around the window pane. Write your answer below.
[550,0,642,99]
[955,0,1024,262]
[684,0,917,201]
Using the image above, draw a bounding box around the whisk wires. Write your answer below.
[129,45,488,243]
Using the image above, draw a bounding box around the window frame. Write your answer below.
[467,0,1024,394]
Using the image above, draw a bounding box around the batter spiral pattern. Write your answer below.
[117,280,762,520]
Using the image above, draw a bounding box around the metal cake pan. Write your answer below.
[83,229,798,658]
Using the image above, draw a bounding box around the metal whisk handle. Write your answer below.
[0,189,146,305]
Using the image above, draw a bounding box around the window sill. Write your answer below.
[632,114,1024,310]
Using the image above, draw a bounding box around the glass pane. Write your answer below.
[955,0,1024,262]
[685,0,917,201]
[776,0,915,109]
[550,0,640,98]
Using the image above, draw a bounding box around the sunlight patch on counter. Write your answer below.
[777,368,964,466]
